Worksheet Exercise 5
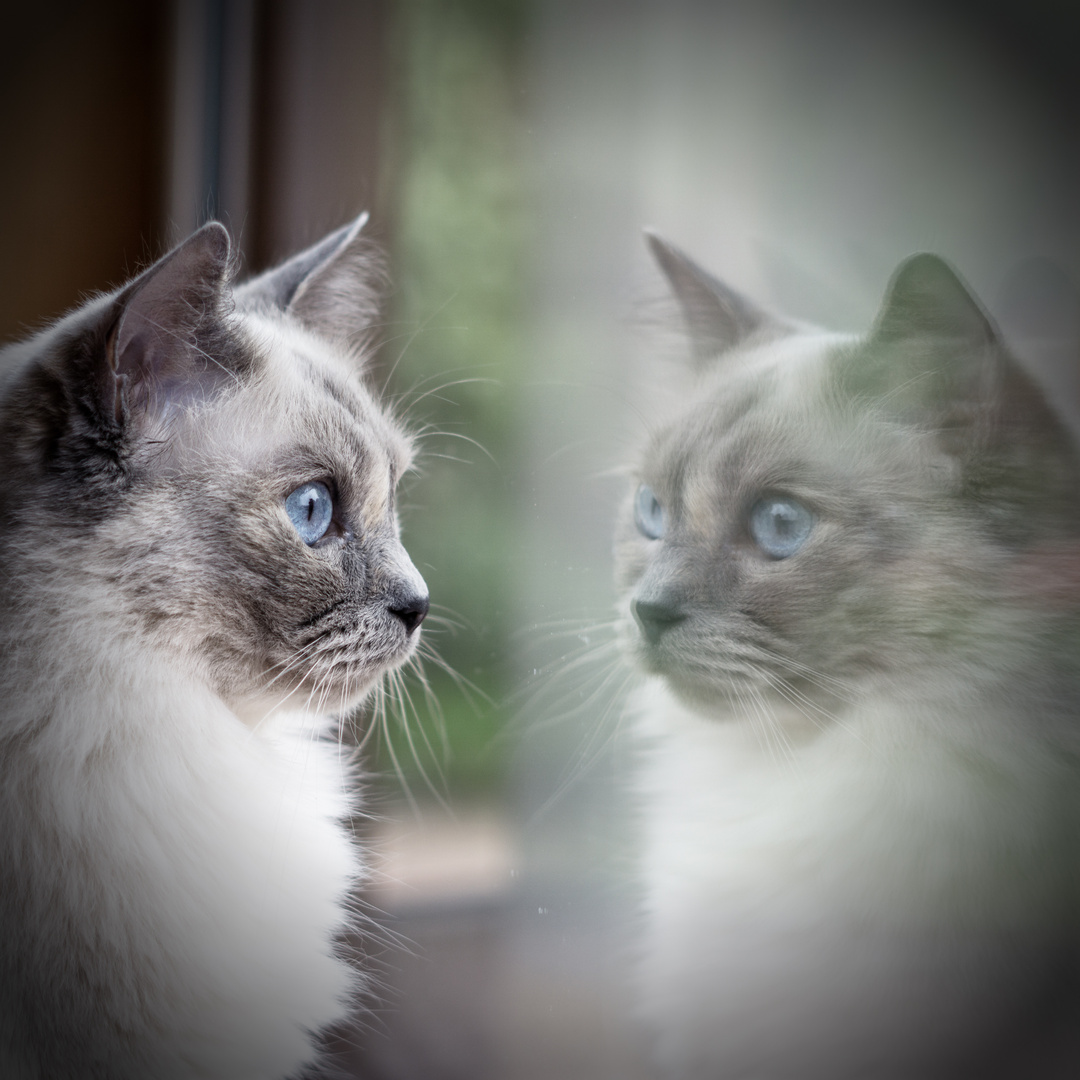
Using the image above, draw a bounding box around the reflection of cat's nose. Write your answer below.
[632,598,686,644]
[390,592,430,635]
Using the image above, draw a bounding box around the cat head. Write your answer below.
[0,217,428,717]
[617,236,1080,718]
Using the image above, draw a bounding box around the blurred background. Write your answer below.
[2,1,1077,1076]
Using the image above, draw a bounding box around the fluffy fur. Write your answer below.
[619,237,1080,1078]
[0,218,428,1078]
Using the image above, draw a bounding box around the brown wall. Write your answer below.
[251,0,389,269]
[0,2,167,342]
[0,0,388,344]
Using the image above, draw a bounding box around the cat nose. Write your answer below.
[389,591,429,635]
[632,597,686,644]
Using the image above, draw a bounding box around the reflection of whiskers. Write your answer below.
[512,616,642,824]
[723,648,867,771]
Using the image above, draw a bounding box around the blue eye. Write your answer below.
[749,496,814,559]
[634,483,666,540]
[285,481,334,545]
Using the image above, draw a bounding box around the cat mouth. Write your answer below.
[625,614,793,696]
[308,623,420,673]
[635,636,674,677]
[295,591,426,646]
[638,634,854,725]
[273,598,424,705]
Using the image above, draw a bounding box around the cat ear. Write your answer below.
[109,222,235,425]
[872,253,996,350]
[857,253,1066,454]
[235,213,381,347]
[856,254,998,414]
[646,231,779,364]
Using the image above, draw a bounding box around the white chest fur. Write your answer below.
[634,678,1080,1079]
[0,660,359,1080]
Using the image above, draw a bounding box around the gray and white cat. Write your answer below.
[0,217,429,1078]
[619,236,1080,1079]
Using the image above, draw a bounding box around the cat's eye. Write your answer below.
[285,481,334,545]
[748,496,814,559]
[634,483,666,540]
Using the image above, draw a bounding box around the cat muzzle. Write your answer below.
[389,590,429,635]
[632,597,687,644]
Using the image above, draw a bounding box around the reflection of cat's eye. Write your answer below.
[634,483,666,540]
[749,496,814,559]
[285,481,334,545]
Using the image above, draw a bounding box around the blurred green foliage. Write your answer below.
[371,0,531,798]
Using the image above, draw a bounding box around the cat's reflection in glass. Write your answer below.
[618,234,1080,1079]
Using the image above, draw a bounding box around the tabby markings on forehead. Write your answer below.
[297,357,412,470]
[642,390,753,507]
[322,412,409,525]
[288,359,409,494]
[313,369,362,417]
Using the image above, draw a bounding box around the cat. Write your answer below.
[617,235,1080,1079]
[0,216,429,1079]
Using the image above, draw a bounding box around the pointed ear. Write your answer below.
[848,253,1067,457]
[235,213,381,348]
[646,231,781,364]
[872,253,995,349]
[848,254,998,412]
[109,222,236,425]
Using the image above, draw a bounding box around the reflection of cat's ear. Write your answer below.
[236,213,381,349]
[872,254,995,349]
[646,231,777,364]
[858,254,999,417]
[860,254,1071,455]
[109,222,235,425]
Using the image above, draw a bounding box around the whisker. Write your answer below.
[386,668,452,812]
[526,664,639,825]
[377,688,422,819]
[409,428,499,467]
[768,654,859,702]
[378,293,462,398]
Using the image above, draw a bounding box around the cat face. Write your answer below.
[617,240,1080,719]
[0,219,428,716]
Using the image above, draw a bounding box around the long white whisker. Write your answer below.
[388,667,452,811]
[378,293,462,397]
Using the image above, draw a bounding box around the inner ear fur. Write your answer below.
[6,223,241,475]
[108,222,239,426]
